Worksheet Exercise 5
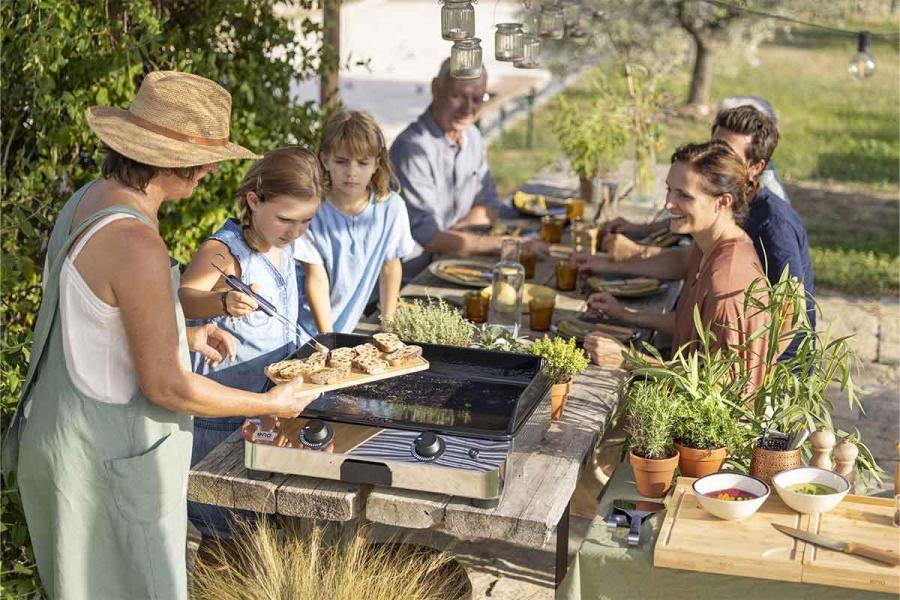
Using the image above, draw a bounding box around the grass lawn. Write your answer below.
[488,29,899,295]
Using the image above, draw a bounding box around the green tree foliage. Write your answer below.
[1,1,323,594]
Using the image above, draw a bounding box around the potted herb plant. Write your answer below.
[624,379,679,498]
[627,308,748,478]
[732,274,883,486]
[672,394,742,478]
[551,74,629,210]
[530,336,589,421]
[382,298,473,347]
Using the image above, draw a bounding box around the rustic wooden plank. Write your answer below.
[189,430,365,522]
[275,475,365,522]
[188,430,290,514]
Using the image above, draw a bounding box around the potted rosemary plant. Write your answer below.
[624,379,679,498]
[530,336,589,420]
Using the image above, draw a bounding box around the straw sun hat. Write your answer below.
[85,71,261,168]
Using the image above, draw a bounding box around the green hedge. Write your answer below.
[1,1,322,595]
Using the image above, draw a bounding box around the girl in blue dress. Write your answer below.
[178,146,321,540]
[295,111,415,334]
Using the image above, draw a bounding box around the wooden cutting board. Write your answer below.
[654,477,899,594]
[266,357,430,393]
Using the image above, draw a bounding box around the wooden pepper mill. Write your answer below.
[810,428,836,470]
[833,438,859,493]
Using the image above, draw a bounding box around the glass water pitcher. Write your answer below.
[487,239,525,334]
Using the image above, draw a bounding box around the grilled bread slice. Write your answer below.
[328,347,355,366]
[352,342,381,358]
[308,364,351,385]
[373,332,404,353]
[384,345,423,367]
[353,355,388,374]
[265,359,315,383]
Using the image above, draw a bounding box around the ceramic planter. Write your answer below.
[629,449,679,498]
[750,445,802,485]
[550,379,572,421]
[674,442,727,478]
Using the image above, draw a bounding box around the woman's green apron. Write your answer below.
[2,182,194,599]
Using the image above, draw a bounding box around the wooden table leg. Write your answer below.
[555,501,571,587]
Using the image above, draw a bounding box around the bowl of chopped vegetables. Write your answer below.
[772,467,849,514]
[692,472,770,521]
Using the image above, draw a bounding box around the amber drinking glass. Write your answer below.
[529,295,555,331]
[519,249,537,279]
[464,290,489,323]
[566,199,585,221]
[555,260,578,291]
[541,216,564,244]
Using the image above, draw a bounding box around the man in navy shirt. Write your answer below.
[575,105,815,360]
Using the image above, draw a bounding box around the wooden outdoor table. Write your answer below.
[188,213,682,588]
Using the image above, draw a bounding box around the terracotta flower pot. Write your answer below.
[750,446,802,485]
[629,449,679,498]
[674,442,727,478]
[550,379,572,421]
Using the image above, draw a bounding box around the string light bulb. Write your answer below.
[848,31,876,80]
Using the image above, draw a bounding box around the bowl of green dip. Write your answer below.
[772,467,850,514]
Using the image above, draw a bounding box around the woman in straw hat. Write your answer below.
[2,71,319,600]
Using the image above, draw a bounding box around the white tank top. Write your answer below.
[59,214,139,403]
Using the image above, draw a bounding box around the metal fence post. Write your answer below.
[526,87,535,149]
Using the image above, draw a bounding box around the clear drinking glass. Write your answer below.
[441,0,475,41]
[450,38,483,79]
[487,239,525,334]
[495,23,525,62]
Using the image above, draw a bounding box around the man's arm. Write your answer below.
[451,205,496,229]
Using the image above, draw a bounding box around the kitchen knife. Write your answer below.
[772,523,900,567]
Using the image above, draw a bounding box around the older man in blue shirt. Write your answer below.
[391,59,543,279]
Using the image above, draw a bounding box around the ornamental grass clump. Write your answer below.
[529,336,589,384]
[382,298,473,347]
[191,518,469,600]
[624,380,677,460]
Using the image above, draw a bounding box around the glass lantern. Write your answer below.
[514,34,540,69]
[441,0,475,41]
[450,37,483,79]
[495,23,525,62]
[538,4,564,40]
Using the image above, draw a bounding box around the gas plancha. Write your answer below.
[244,333,551,506]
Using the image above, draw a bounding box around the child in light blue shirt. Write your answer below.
[295,111,415,334]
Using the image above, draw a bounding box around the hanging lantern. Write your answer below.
[495,23,525,62]
[560,0,580,29]
[514,34,541,69]
[451,37,483,79]
[848,30,876,80]
[441,0,476,41]
[538,4,564,40]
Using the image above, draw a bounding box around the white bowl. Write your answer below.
[692,472,770,521]
[772,467,850,514]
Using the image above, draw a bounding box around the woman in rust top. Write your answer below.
[584,140,776,389]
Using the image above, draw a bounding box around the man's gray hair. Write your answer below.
[717,96,777,126]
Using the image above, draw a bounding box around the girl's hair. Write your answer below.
[670,140,757,224]
[236,147,322,249]
[319,111,397,202]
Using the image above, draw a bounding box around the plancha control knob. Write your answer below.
[300,419,333,448]
[413,431,444,460]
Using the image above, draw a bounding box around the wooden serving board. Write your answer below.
[654,477,900,594]
[267,357,430,394]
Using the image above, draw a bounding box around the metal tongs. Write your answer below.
[212,258,327,355]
